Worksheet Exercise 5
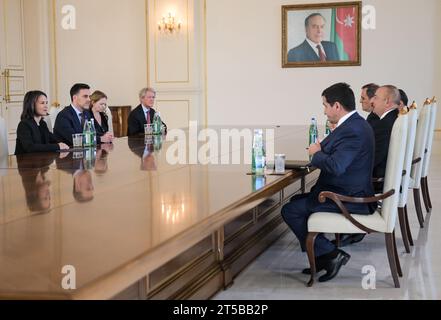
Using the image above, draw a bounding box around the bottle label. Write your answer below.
[309,132,317,145]
[84,133,91,146]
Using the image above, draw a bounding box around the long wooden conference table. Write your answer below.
[0,126,318,300]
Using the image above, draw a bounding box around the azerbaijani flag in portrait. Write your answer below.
[330,7,358,61]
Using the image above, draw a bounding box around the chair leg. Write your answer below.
[306,232,319,288]
[335,234,341,248]
[413,188,425,228]
[392,231,403,278]
[404,205,414,246]
[421,177,431,213]
[385,233,401,288]
[398,207,411,253]
[423,177,433,210]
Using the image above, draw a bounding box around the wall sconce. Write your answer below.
[158,13,181,34]
[161,194,188,225]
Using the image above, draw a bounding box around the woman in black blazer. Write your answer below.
[15,91,69,155]
[90,90,114,138]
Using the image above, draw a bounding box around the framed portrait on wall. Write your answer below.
[282,1,362,68]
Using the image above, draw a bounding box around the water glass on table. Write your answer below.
[274,154,286,174]
[72,133,84,148]
[144,124,154,135]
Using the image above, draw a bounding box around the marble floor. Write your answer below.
[214,136,441,300]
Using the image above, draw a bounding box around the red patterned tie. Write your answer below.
[317,45,327,61]
[146,110,151,124]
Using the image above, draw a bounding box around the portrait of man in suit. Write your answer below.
[282,3,361,68]
[288,13,340,63]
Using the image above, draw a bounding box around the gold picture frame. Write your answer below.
[282,1,362,68]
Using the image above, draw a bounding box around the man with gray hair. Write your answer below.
[335,84,400,247]
[127,87,167,136]
[371,85,400,190]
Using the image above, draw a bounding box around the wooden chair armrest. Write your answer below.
[317,190,395,234]
[412,157,422,165]
[372,171,405,184]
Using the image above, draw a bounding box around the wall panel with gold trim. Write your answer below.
[147,0,206,128]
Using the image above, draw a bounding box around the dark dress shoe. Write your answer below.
[332,234,366,247]
[318,249,351,282]
[302,264,324,275]
[302,255,329,274]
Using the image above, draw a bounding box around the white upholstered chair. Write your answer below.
[397,104,418,253]
[420,97,437,213]
[43,116,53,133]
[0,115,8,159]
[409,99,431,228]
[48,106,61,132]
[305,113,409,288]
[105,106,114,135]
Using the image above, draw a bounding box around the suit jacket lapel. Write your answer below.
[69,106,82,132]
[136,105,146,124]
[302,40,319,61]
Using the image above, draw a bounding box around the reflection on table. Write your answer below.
[0,126,317,300]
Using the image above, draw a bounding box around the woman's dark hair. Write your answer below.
[399,89,409,107]
[21,90,47,120]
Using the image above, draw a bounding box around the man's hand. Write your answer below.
[59,152,69,159]
[100,143,114,153]
[308,142,321,156]
[58,142,69,150]
[100,132,114,143]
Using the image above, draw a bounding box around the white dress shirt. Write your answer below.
[141,105,151,118]
[71,104,83,125]
[380,108,397,120]
[337,111,357,128]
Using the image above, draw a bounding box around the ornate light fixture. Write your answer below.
[158,13,181,34]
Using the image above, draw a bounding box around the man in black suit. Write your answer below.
[127,87,167,136]
[281,83,376,282]
[54,83,113,146]
[337,85,400,247]
[371,85,400,190]
[287,13,340,62]
[360,83,380,127]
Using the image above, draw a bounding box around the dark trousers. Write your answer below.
[281,193,336,257]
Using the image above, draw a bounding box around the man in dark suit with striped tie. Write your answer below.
[287,13,340,63]
[127,87,167,136]
[54,83,113,146]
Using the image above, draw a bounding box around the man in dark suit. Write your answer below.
[360,83,380,127]
[287,13,340,62]
[281,83,376,282]
[54,83,113,146]
[371,85,400,191]
[127,87,167,136]
[337,85,400,247]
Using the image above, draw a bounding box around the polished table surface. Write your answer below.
[0,126,313,299]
